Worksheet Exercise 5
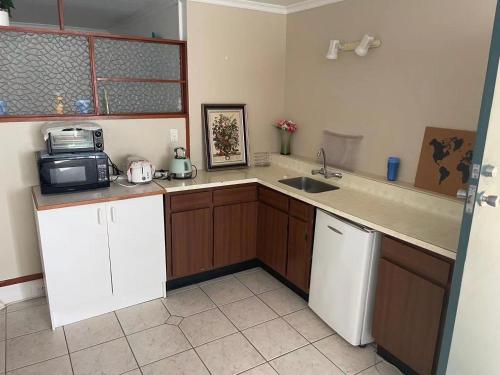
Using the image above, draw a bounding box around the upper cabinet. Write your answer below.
[0,0,186,122]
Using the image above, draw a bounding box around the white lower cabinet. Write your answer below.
[35,195,166,328]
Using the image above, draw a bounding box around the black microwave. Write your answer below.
[37,151,110,194]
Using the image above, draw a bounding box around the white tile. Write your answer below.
[6,355,72,375]
[127,324,191,366]
[122,370,142,375]
[6,305,51,339]
[241,363,278,375]
[198,275,236,286]
[6,328,67,371]
[270,345,343,375]
[71,337,137,375]
[357,361,404,375]
[64,312,123,352]
[162,288,216,317]
[242,318,308,360]
[200,277,253,306]
[220,296,278,330]
[142,349,208,375]
[0,340,4,374]
[0,310,5,341]
[258,288,307,316]
[166,315,183,326]
[6,298,47,313]
[196,333,265,375]
[314,335,378,375]
[283,308,334,342]
[236,270,284,294]
[233,267,263,276]
[166,283,200,296]
[180,308,237,347]
[141,349,209,375]
[116,300,170,335]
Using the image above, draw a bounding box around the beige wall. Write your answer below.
[187,1,287,167]
[0,118,186,281]
[285,0,496,182]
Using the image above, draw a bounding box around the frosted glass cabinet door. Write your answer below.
[35,203,113,328]
[106,195,166,306]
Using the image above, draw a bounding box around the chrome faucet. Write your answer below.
[311,148,343,179]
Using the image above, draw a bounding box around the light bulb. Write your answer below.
[326,40,341,60]
[355,34,375,57]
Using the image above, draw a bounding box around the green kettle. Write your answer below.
[169,147,196,179]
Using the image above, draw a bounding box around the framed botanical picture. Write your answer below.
[202,104,249,171]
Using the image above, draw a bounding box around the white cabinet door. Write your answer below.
[106,195,166,307]
[35,203,113,327]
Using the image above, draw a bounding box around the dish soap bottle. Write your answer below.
[55,96,65,115]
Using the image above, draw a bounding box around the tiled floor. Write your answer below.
[0,268,403,375]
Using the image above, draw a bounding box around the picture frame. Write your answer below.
[202,104,250,171]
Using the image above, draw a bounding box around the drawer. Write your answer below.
[213,185,257,206]
[381,236,452,286]
[289,198,315,222]
[170,191,212,212]
[258,186,289,212]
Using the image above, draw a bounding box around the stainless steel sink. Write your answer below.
[278,177,339,193]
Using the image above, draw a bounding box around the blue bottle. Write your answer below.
[387,157,400,181]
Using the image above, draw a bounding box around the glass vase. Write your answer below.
[280,131,292,155]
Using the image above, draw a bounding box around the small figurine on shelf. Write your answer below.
[55,95,64,115]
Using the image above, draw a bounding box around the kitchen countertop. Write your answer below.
[155,166,461,260]
[32,179,164,211]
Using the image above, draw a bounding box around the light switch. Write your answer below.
[170,129,179,144]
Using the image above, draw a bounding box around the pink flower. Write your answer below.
[274,119,297,133]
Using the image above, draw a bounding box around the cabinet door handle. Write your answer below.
[327,225,343,235]
[110,207,116,223]
[97,208,103,225]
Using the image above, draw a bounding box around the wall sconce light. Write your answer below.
[326,34,382,60]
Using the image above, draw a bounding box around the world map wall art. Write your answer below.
[415,127,476,196]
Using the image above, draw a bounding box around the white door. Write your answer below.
[36,202,113,327]
[106,195,166,307]
[440,58,500,372]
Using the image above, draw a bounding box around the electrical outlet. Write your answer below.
[170,129,179,144]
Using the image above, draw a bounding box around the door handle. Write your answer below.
[327,225,343,235]
[110,207,116,223]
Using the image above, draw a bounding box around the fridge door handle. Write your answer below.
[327,225,343,235]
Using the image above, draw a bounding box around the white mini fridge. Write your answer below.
[309,209,381,346]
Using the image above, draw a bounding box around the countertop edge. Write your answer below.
[32,186,165,211]
[162,178,457,260]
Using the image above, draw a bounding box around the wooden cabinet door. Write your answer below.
[171,208,213,278]
[373,259,445,375]
[106,195,166,303]
[214,201,258,268]
[257,202,288,275]
[35,203,112,327]
[286,217,313,292]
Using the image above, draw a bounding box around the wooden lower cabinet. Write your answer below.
[214,201,258,268]
[373,237,453,375]
[171,208,213,278]
[286,216,313,291]
[166,184,315,293]
[257,202,289,276]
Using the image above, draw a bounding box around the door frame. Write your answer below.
[437,2,500,373]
